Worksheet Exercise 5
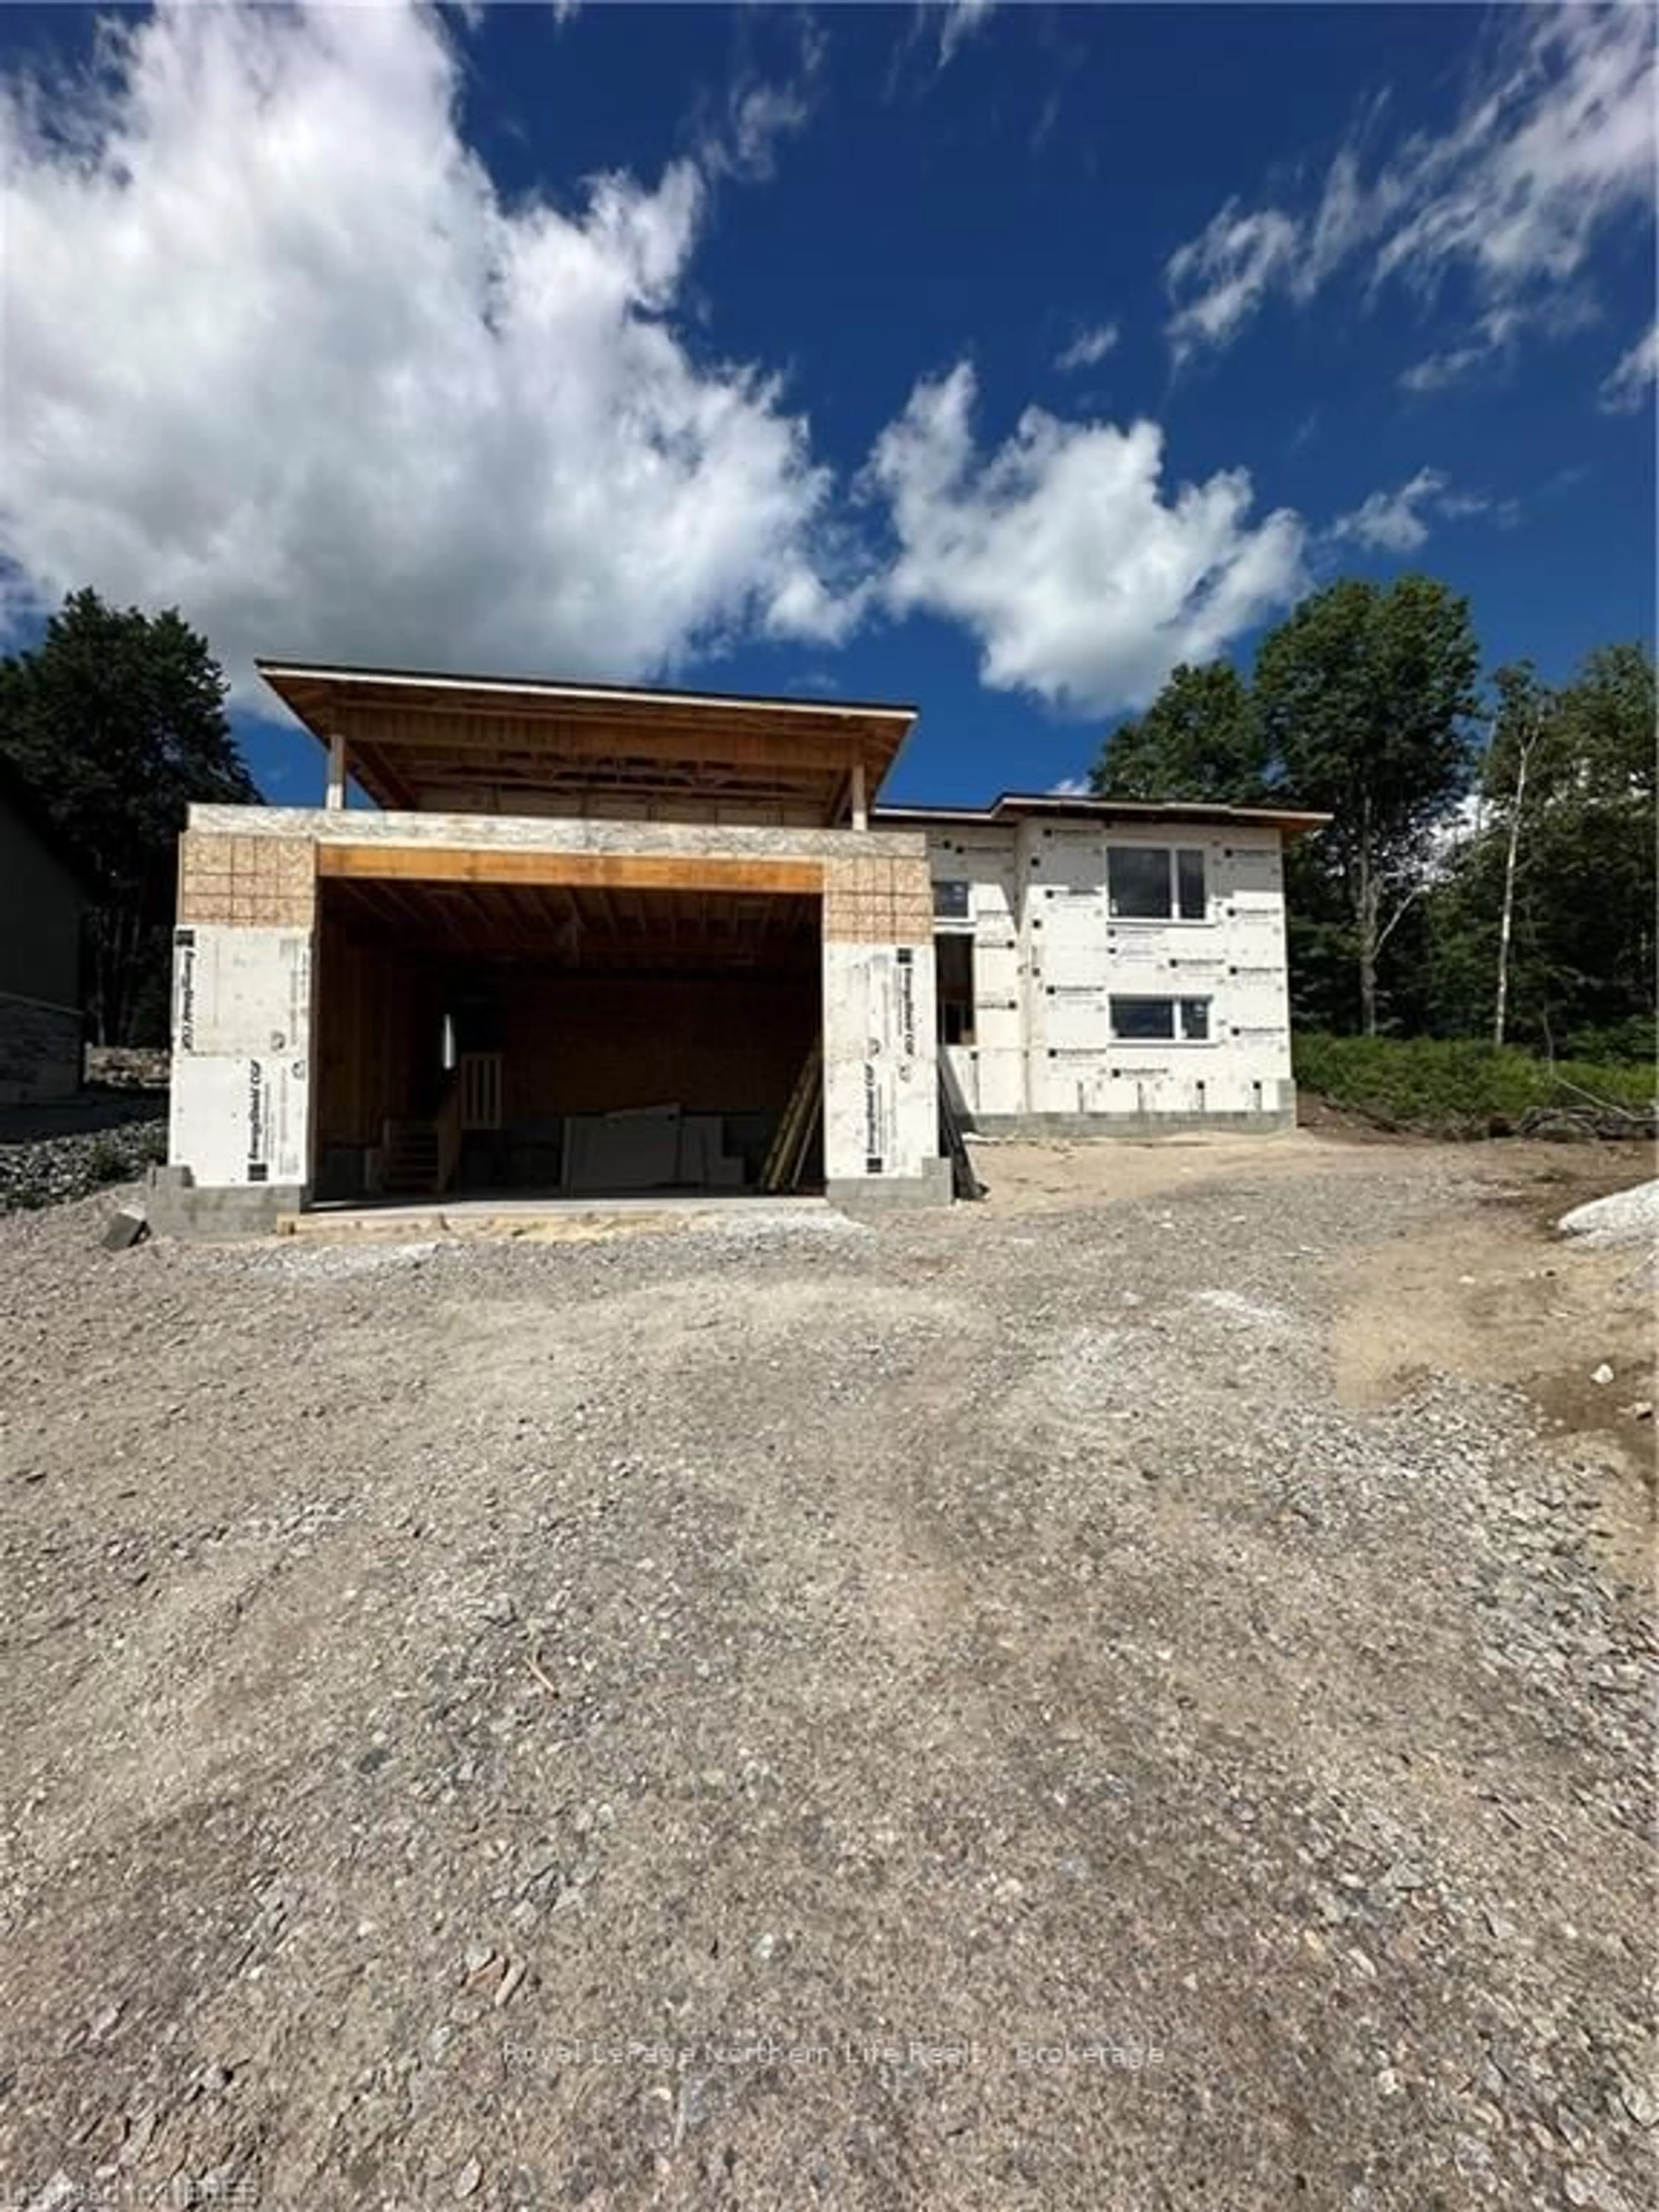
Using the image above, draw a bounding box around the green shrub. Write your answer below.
[1559,1015,1659,1067]
[1293,1033,1656,1137]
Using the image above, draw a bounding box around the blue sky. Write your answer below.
[0,2,1653,806]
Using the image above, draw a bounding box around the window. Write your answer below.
[936,934,976,1045]
[933,878,971,921]
[1107,846,1207,920]
[1109,996,1212,1043]
[1176,849,1206,920]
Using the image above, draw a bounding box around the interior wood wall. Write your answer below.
[500,973,815,1118]
[315,915,818,1143]
[315,917,442,1148]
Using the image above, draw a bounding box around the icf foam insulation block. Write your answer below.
[924,827,1022,910]
[924,819,1299,1126]
[1023,823,1107,892]
[942,1044,979,1116]
[169,924,314,1187]
[168,1053,312,1187]
[970,1048,1027,1117]
[172,926,311,1057]
[821,940,938,1183]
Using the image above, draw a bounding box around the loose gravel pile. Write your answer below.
[0,1115,166,1214]
[0,1142,1651,2211]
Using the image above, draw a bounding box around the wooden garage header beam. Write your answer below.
[316,844,826,898]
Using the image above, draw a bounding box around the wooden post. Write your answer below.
[849,758,868,833]
[326,731,347,812]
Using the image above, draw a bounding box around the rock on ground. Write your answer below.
[1557,1176,1659,1252]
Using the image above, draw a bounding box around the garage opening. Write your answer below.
[313,873,822,1201]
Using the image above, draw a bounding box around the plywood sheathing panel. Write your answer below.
[822,853,933,947]
[178,832,315,928]
[187,804,928,868]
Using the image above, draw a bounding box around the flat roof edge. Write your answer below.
[254,658,917,724]
[874,793,1332,831]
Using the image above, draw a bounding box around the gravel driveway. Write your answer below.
[0,1135,1652,2211]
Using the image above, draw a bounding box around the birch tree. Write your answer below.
[1255,576,1479,1035]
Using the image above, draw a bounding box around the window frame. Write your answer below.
[931,877,973,925]
[1106,843,1208,923]
[1108,994,1214,1045]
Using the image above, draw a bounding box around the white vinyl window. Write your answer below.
[1107,846,1207,921]
[1109,996,1212,1043]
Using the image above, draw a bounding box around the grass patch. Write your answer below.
[1294,1033,1656,1139]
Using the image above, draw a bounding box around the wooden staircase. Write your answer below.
[379,1116,444,1197]
[376,1054,502,1200]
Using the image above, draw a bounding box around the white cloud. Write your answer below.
[0,0,853,702]
[867,363,1306,715]
[1166,205,1301,364]
[1048,775,1093,796]
[1166,9,1656,377]
[1055,322,1121,374]
[703,16,824,184]
[1330,469,1448,554]
[937,1,995,67]
[717,79,811,181]
[1600,323,1659,414]
[1328,467,1495,554]
[1399,346,1488,395]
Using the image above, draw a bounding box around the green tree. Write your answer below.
[1417,642,1656,1058]
[1479,660,1552,1047]
[1092,661,1268,804]
[1491,642,1654,1055]
[1255,575,1480,1034]
[0,589,257,1044]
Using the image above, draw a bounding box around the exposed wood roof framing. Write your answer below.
[258,661,916,826]
[321,875,820,972]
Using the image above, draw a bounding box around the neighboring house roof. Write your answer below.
[256,659,917,825]
[875,793,1331,837]
[0,750,95,894]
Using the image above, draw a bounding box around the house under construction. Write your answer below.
[157,662,1323,1232]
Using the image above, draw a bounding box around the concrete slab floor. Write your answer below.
[284,1191,834,1241]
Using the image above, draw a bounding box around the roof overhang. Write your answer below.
[257,660,917,826]
[874,793,1331,837]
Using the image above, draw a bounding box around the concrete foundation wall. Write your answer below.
[147,1165,302,1238]
[969,1097,1297,1141]
[925,820,1295,1128]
